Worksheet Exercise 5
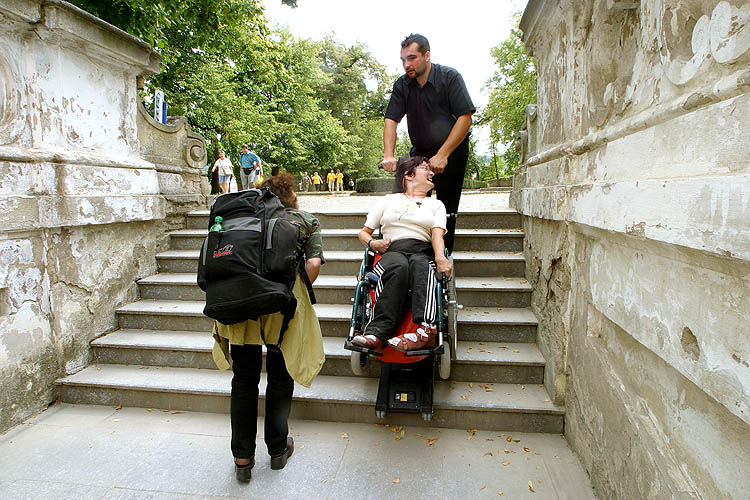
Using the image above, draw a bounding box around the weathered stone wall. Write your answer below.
[0,0,208,432]
[517,0,750,498]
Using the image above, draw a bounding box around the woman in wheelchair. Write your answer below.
[350,156,452,352]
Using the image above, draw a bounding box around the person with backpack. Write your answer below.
[201,174,325,482]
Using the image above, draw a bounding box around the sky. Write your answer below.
[261,0,528,155]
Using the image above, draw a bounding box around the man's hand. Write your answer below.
[435,255,452,278]
[381,157,398,172]
[428,154,448,174]
[370,237,391,253]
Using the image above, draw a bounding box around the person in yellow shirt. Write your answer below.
[311,171,322,191]
[335,169,344,191]
[326,170,336,192]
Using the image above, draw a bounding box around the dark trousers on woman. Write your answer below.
[230,343,294,459]
[365,239,438,342]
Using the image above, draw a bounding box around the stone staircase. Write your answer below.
[58,206,564,432]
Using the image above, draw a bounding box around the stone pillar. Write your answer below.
[0,0,206,432]
[515,1,750,498]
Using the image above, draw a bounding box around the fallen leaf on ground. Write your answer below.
[460,393,469,400]
[528,480,535,492]
[469,383,474,388]
[27,422,33,426]
[299,445,305,449]
[513,440,520,443]
[321,479,327,483]
[506,436,512,442]
[467,429,478,436]
[341,432,349,439]
[115,404,122,410]
[395,429,405,440]
[496,308,503,311]
[485,387,494,392]
[484,452,493,456]
[393,478,400,484]
[478,342,485,345]
[171,411,184,415]
[520,280,528,284]
[504,449,511,454]
[498,493,504,496]
[390,426,403,433]
[502,461,510,466]
[372,442,380,446]
[513,350,520,353]
[524,447,530,452]
[481,485,487,491]
[374,423,385,427]
[146,409,152,412]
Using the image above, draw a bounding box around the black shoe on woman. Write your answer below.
[234,456,255,482]
[270,437,294,470]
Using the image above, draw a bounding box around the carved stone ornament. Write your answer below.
[0,53,26,145]
[661,1,750,86]
[183,136,207,169]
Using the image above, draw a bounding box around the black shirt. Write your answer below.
[385,63,475,156]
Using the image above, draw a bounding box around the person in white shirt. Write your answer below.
[351,156,452,352]
[211,150,234,194]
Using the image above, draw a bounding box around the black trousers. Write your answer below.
[365,239,438,342]
[230,344,294,459]
[414,137,469,253]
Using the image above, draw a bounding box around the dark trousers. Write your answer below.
[365,239,438,342]
[230,344,294,459]
[414,138,469,253]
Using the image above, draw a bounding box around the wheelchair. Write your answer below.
[343,241,458,421]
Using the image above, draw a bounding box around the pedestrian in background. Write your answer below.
[239,145,262,190]
[211,150,234,194]
[326,170,335,192]
[300,171,312,192]
[335,169,344,191]
[312,171,322,191]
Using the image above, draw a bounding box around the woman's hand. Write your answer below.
[435,255,452,278]
[370,238,391,253]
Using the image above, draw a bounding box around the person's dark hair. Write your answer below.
[401,33,430,55]
[261,173,299,209]
[393,156,428,193]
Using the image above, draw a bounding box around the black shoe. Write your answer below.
[234,457,255,483]
[270,437,294,470]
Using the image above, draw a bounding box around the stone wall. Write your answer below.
[516,1,749,498]
[0,0,208,432]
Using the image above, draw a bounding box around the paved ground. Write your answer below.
[298,190,511,212]
[0,404,596,500]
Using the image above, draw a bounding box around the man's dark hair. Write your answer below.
[393,155,429,193]
[401,33,430,55]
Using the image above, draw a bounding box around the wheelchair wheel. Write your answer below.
[350,351,366,376]
[439,342,451,380]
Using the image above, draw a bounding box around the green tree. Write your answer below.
[479,16,537,172]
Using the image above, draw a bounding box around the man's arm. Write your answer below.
[382,118,399,172]
[429,112,473,173]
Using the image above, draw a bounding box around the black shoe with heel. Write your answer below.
[270,437,294,470]
[234,456,255,482]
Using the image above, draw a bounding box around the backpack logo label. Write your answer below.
[213,244,234,258]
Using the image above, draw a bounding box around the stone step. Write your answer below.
[137,273,532,308]
[92,329,544,384]
[116,300,538,343]
[168,228,525,252]
[57,364,563,432]
[186,209,522,231]
[156,249,526,277]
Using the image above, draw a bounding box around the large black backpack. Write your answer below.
[197,188,301,337]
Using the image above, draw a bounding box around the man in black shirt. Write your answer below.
[382,33,475,253]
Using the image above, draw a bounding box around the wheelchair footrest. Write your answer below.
[404,344,445,357]
[343,340,383,357]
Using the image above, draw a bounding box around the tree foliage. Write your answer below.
[68,0,388,181]
[479,16,537,171]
